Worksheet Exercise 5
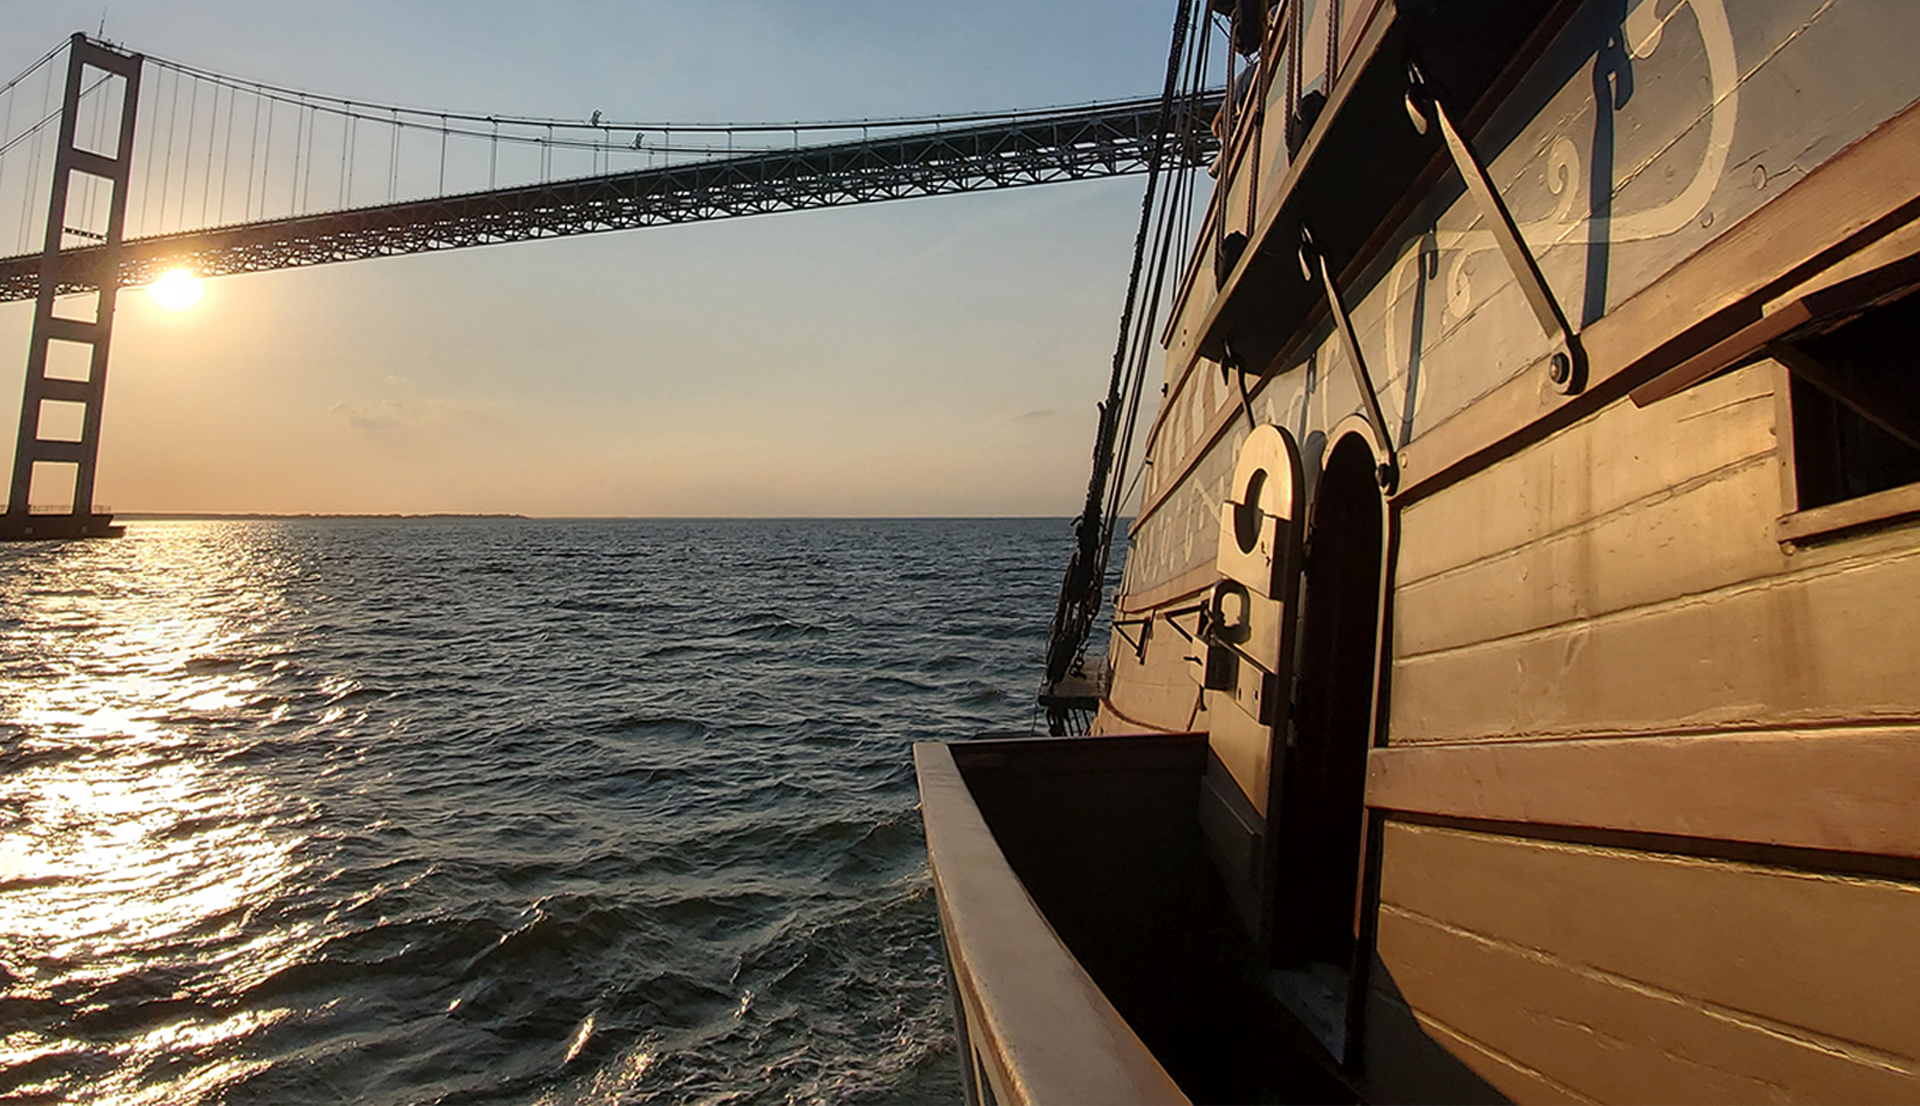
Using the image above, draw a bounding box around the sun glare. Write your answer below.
[149,269,204,311]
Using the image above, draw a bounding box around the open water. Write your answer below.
[0,517,1073,1104]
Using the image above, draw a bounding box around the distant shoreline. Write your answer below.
[110,513,1075,521]
[115,512,532,521]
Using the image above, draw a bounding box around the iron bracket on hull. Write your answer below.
[1111,616,1152,662]
[1298,225,1400,491]
[1404,62,1584,395]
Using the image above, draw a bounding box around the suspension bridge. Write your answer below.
[0,33,1219,538]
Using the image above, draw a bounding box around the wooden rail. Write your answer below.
[913,741,1187,1105]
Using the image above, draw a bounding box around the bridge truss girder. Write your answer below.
[0,93,1221,302]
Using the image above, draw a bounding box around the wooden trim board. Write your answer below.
[1115,561,1216,615]
[1779,481,1920,544]
[1366,727,1920,860]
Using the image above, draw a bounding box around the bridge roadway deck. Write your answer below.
[0,93,1220,303]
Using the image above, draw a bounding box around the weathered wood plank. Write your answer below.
[1114,562,1213,616]
[1396,364,1776,587]
[1632,209,1920,408]
[1375,903,1920,1103]
[1395,96,1920,506]
[1099,617,1205,735]
[1361,991,1589,1105]
[1780,480,1920,544]
[1098,678,1202,736]
[1389,538,1920,743]
[1376,822,1920,1070]
[1394,448,1786,659]
[1366,727,1920,859]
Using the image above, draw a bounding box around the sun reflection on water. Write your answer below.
[0,523,321,1102]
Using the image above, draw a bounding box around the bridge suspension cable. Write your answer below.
[145,46,1177,135]
[0,34,1222,301]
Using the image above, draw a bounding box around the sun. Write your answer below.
[148,268,204,311]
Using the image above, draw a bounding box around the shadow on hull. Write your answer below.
[920,733,1510,1103]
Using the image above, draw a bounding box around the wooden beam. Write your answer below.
[1632,219,1920,407]
[1778,480,1920,544]
[1366,727,1920,860]
[1114,561,1216,615]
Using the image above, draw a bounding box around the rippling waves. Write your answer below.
[0,518,1067,1103]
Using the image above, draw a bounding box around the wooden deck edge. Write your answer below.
[912,742,1189,1106]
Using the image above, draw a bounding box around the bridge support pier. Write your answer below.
[1,34,141,541]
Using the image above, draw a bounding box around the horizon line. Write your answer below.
[112,511,1089,522]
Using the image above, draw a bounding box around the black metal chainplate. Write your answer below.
[1298,224,1399,489]
[1405,62,1584,395]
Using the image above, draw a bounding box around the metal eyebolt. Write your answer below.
[1548,348,1584,395]
[1404,61,1431,135]
[1548,351,1573,386]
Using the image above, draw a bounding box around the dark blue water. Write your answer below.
[0,518,1068,1103]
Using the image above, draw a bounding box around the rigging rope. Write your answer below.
[1106,3,1215,536]
[1042,0,1200,722]
[1103,80,1203,561]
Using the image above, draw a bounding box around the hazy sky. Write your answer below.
[0,2,1194,517]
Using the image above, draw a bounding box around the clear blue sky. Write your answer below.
[0,2,1193,516]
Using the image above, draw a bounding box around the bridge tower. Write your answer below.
[1,34,142,540]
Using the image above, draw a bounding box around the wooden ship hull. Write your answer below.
[918,0,1920,1101]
